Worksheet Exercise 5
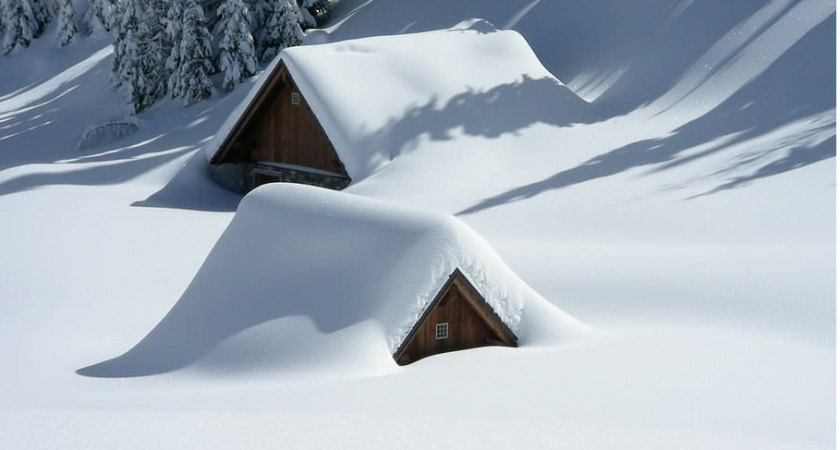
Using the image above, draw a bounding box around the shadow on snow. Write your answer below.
[354,74,597,176]
[459,13,835,215]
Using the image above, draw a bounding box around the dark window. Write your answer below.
[435,322,449,340]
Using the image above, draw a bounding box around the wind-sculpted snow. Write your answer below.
[79,184,586,377]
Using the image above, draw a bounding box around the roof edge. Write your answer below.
[392,268,518,362]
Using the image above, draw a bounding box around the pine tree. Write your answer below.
[169,0,213,105]
[246,0,271,56]
[216,0,256,92]
[163,0,183,95]
[247,0,270,32]
[30,0,53,36]
[109,0,128,86]
[280,1,303,45]
[111,0,170,112]
[110,0,138,88]
[143,0,169,103]
[258,0,301,62]
[111,0,152,112]
[0,2,7,42]
[2,0,38,55]
[200,0,221,31]
[298,0,316,28]
[54,0,76,46]
[84,0,115,33]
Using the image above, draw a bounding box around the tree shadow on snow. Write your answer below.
[0,85,242,211]
[0,37,251,212]
[318,0,793,119]
[355,74,597,175]
[0,45,117,171]
[459,14,836,215]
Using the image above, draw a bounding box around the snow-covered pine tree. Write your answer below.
[1,0,38,54]
[298,0,316,29]
[258,0,301,62]
[0,2,7,42]
[199,0,221,30]
[163,0,183,96]
[247,0,270,32]
[171,0,213,105]
[84,0,115,33]
[54,0,76,46]
[280,1,303,45]
[110,0,139,88]
[216,0,256,92]
[143,0,170,103]
[111,0,141,91]
[30,0,53,36]
[247,0,271,57]
[111,0,156,112]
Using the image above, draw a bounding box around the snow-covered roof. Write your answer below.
[88,183,585,376]
[199,183,536,351]
[205,20,588,182]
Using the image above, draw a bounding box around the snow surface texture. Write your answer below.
[80,183,586,377]
[0,0,834,448]
[76,116,139,150]
[204,21,592,182]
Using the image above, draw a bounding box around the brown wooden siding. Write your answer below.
[218,63,347,177]
[395,271,517,365]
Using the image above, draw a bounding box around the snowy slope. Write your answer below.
[0,0,835,449]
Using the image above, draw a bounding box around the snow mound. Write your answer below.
[76,116,139,151]
[204,25,592,182]
[79,184,586,378]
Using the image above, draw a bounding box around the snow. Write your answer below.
[204,21,591,182]
[76,115,138,150]
[78,183,586,378]
[0,0,835,448]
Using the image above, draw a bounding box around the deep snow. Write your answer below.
[79,183,586,378]
[0,0,835,448]
[206,22,592,182]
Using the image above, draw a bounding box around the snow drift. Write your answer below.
[204,22,593,183]
[79,184,586,378]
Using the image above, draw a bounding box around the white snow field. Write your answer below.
[0,0,835,449]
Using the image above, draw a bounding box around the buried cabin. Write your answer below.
[208,61,351,193]
[394,268,518,365]
[204,26,589,194]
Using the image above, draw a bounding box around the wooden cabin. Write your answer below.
[394,269,518,365]
[209,61,350,193]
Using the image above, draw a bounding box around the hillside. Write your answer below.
[0,0,835,449]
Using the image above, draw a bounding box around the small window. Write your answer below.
[291,92,300,105]
[435,322,449,340]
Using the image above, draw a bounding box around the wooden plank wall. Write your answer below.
[241,69,345,175]
[396,284,509,365]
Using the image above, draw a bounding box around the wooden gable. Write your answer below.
[210,61,349,178]
[394,269,518,366]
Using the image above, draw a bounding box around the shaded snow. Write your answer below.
[0,0,834,448]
